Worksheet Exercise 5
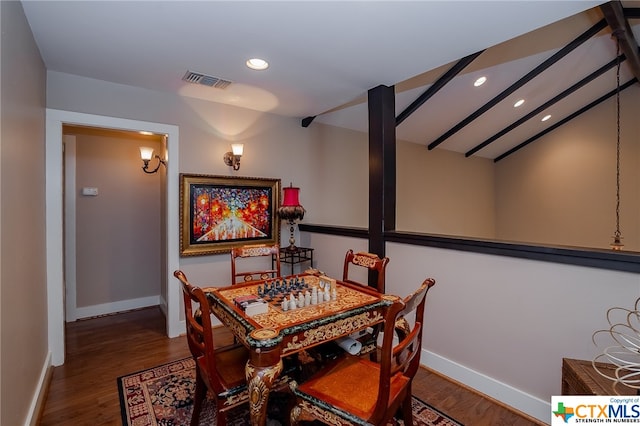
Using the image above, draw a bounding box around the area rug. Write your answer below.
[118,357,462,426]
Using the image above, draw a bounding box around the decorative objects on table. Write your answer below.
[139,146,166,174]
[591,296,640,394]
[277,183,305,251]
[179,174,281,256]
[223,143,244,171]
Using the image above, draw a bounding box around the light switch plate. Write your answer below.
[82,187,98,196]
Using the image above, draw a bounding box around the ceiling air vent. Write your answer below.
[182,70,232,89]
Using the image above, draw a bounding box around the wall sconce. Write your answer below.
[139,146,166,174]
[223,144,244,171]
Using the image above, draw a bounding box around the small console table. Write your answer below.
[275,246,314,275]
[562,358,636,395]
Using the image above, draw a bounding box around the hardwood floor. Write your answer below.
[38,307,545,426]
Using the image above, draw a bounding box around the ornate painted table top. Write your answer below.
[206,274,381,330]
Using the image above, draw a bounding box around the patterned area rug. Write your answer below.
[118,357,462,426]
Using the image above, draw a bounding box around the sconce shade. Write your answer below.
[139,146,166,174]
[139,146,154,161]
[223,144,243,170]
[231,143,244,156]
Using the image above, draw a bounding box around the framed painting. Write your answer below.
[180,174,281,256]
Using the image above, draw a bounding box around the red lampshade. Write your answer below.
[278,184,305,222]
[282,186,302,207]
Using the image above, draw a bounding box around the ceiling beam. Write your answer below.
[600,1,640,84]
[426,19,607,151]
[466,55,624,157]
[494,78,637,162]
[396,50,484,126]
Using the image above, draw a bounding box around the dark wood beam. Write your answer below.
[601,1,640,84]
[494,78,637,162]
[367,85,396,267]
[427,19,607,151]
[301,116,316,127]
[396,50,484,126]
[466,55,623,157]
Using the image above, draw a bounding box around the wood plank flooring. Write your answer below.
[38,307,545,426]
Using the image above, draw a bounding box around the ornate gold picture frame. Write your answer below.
[179,174,281,256]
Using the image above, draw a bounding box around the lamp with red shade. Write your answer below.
[278,183,306,251]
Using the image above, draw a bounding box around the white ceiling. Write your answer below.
[22,0,639,159]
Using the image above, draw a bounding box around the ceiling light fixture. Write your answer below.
[473,76,487,87]
[541,114,551,122]
[514,99,525,108]
[246,58,269,70]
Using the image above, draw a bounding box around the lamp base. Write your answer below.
[286,223,298,251]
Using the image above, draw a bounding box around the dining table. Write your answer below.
[204,272,393,426]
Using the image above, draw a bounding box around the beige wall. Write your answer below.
[306,233,639,422]
[0,2,48,425]
[496,86,640,251]
[397,141,496,238]
[67,127,164,312]
[395,85,640,252]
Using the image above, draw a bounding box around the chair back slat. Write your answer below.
[342,249,389,293]
[231,244,281,284]
[373,277,435,421]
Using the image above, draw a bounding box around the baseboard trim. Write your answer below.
[25,351,52,426]
[73,295,161,320]
[422,349,550,423]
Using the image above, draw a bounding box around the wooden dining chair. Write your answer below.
[230,243,281,284]
[342,249,389,293]
[289,277,436,426]
[343,249,390,359]
[174,270,295,426]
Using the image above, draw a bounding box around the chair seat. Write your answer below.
[292,355,409,421]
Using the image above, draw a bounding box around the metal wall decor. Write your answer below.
[592,297,640,394]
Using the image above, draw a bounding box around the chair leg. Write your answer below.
[191,371,207,426]
[290,403,321,425]
[217,409,228,426]
[401,389,414,426]
[290,404,301,426]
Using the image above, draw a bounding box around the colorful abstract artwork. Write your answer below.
[180,174,280,256]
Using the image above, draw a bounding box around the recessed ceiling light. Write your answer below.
[514,99,525,108]
[541,114,551,122]
[246,58,269,70]
[474,76,487,87]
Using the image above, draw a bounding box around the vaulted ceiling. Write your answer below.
[22,1,639,160]
[315,1,640,161]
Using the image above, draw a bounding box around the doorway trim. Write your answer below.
[46,109,180,366]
